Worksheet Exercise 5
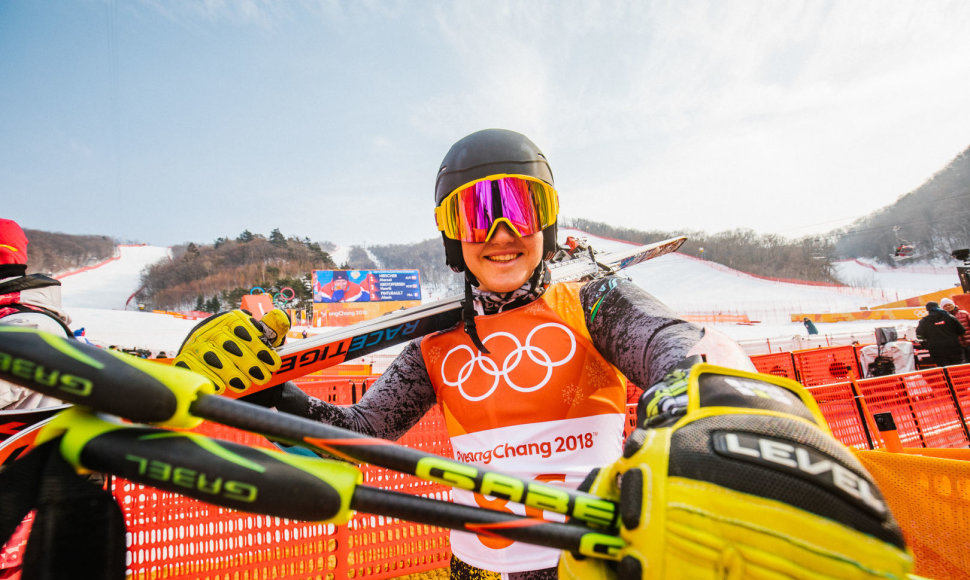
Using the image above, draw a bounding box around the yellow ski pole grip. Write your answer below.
[0,326,214,429]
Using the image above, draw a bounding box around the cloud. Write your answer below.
[414,1,970,237]
[9,0,970,246]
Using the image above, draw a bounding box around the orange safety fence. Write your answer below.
[851,449,970,579]
[944,364,970,425]
[855,369,970,449]
[792,306,931,323]
[802,366,970,579]
[109,355,970,578]
[801,365,970,452]
[791,344,862,387]
[681,313,751,324]
[114,378,452,580]
[806,382,874,450]
[749,351,797,381]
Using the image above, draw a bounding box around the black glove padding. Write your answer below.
[240,381,310,417]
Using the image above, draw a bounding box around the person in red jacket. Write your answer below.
[941,297,970,361]
[0,218,73,409]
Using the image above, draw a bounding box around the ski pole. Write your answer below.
[0,326,620,529]
[37,407,625,561]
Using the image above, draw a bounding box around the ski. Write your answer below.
[0,405,70,467]
[239,235,687,397]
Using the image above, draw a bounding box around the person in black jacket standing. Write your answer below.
[916,301,966,366]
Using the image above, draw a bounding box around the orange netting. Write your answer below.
[750,352,798,381]
[801,366,970,579]
[944,364,970,424]
[855,369,970,449]
[107,356,970,578]
[807,381,875,449]
[115,376,452,580]
[852,449,970,579]
[792,345,862,386]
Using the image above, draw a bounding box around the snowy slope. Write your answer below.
[327,244,382,268]
[559,229,963,348]
[59,245,173,310]
[45,234,967,355]
[561,229,959,317]
[57,245,198,354]
[832,258,960,298]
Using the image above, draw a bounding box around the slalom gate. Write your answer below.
[108,347,969,579]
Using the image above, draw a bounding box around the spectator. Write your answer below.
[0,218,76,578]
[941,297,970,361]
[802,316,819,335]
[0,219,73,409]
[916,301,965,366]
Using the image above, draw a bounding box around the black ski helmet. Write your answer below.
[434,129,558,272]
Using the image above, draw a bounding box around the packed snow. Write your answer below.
[51,233,965,357]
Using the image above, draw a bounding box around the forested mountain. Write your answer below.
[23,229,116,275]
[562,219,838,283]
[836,145,970,263]
[136,229,336,312]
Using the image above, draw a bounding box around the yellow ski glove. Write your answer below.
[560,362,913,580]
[174,309,289,395]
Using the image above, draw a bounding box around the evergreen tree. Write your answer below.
[205,295,221,313]
[237,230,255,243]
[269,228,287,247]
[224,287,248,309]
[195,295,205,311]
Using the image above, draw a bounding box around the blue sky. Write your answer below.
[3,1,970,247]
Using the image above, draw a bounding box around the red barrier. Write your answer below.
[109,361,970,578]
[53,253,122,279]
[806,382,873,449]
[792,345,861,387]
[943,364,970,426]
[624,404,638,437]
[115,378,451,579]
[750,352,798,381]
[855,369,970,449]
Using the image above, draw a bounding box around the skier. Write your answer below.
[174,130,910,578]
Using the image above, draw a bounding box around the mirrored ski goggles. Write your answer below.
[435,174,559,243]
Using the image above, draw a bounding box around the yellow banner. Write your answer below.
[312,301,421,327]
[871,287,962,309]
[791,307,929,323]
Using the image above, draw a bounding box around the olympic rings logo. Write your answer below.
[251,286,296,308]
[440,323,576,401]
